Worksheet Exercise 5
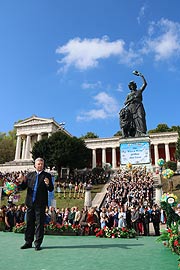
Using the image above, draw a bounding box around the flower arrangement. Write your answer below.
[94,226,137,238]
[161,193,178,207]
[13,222,81,235]
[157,222,180,268]
[44,222,81,234]
[13,222,26,233]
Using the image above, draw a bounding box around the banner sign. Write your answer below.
[0,187,2,201]
[48,176,55,206]
[120,141,150,165]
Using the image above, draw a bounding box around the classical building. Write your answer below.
[0,115,178,172]
[14,115,71,162]
[85,132,178,169]
[0,115,71,172]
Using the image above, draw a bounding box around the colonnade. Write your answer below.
[89,142,176,169]
[15,132,52,161]
[92,147,117,169]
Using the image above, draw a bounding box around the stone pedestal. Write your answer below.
[84,186,92,209]
[0,187,3,201]
[119,135,151,168]
[155,186,163,206]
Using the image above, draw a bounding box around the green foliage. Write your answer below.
[31,138,51,167]
[44,222,81,234]
[157,222,180,256]
[148,123,171,133]
[32,131,91,174]
[80,132,99,139]
[160,201,180,228]
[1,184,103,209]
[92,167,105,175]
[13,222,26,233]
[13,221,81,234]
[164,161,177,172]
[0,129,16,163]
[148,123,179,134]
[95,226,137,238]
[113,130,122,136]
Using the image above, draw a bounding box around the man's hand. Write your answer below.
[17,173,26,184]
[44,177,49,186]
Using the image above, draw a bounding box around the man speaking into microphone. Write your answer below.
[18,157,54,251]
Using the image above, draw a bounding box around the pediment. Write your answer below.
[14,115,57,127]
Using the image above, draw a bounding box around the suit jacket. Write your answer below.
[20,171,54,208]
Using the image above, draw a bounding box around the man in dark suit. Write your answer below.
[18,157,54,251]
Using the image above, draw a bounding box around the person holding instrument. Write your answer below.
[18,157,54,251]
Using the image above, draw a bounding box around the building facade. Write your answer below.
[14,115,71,162]
[85,132,178,169]
[0,116,178,172]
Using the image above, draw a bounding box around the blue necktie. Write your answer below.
[32,173,39,202]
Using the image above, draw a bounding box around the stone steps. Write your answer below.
[91,182,109,208]
[92,173,162,209]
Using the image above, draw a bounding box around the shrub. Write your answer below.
[165,161,177,172]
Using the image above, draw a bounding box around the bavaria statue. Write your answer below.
[119,70,147,138]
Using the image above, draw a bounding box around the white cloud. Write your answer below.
[56,18,180,74]
[77,109,107,121]
[94,92,118,114]
[137,4,147,24]
[116,83,123,92]
[76,92,119,121]
[119,46,143,66]
[56,36,125,71]
[141,18,180,61]
[81,81,102,89]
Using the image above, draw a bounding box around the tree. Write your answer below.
[80,132,99,139]
[31,138,52,167]
[148,123,171,133]
[113,131,122,137]
[170,126,179,132]
[164,161,177,172]
[0,129,16,164]
[32,131,91,175]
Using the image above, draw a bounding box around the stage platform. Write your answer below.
[0,231,178,270]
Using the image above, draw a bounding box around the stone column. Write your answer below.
[165,143,170,162]
[48,133,52,138]
[92,149,96,168]
[155,186,162,206]
[112,147,116,169]
[15,135,22,160]
[154,144,159,166]
[102,148,106,166]
[37,133,42,141]
[22,137,26,160]
[25,135,31,160]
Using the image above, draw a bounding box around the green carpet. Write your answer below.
[0,232,178,270]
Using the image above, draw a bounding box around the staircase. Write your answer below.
[91,182,109,209]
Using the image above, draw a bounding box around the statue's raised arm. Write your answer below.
[133,70,147,92]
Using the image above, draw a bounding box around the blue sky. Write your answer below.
[0,0,180,138]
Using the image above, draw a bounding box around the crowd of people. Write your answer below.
[0,166,180,238]
[102,167,162,236]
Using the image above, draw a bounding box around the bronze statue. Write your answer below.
[120,70,147,137]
